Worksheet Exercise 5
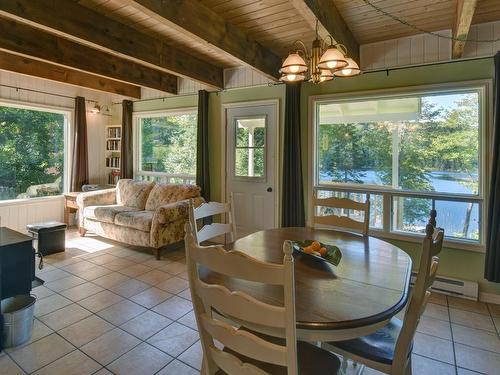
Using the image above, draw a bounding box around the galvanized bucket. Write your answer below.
[1,295,36,348]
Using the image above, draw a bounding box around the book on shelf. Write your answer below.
[108,169,121,185]
[106,140,120,151]
[105,156,121,168]
[106,127,121,139]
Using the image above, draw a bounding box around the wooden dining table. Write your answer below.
[199,227,413,342]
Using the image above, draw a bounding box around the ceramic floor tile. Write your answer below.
[93,369,114,375]
[0,353,26,375]
[178,341,203,371]
[118,263,153,277]
[38,303,92,331]
[160,261,187,275]
[109,278,150,298]
[120,310,172,340]
[412,354,455,375]
[92,272,130,289]
[156,276,189,294]
[152,296,192,320]
[452,324,500,353]
[77,290,124,313]
[177,310,198,331]
[157,359,198,375]
[31,285,55,300]
[34,294,72,317]
[448,296,490,315]
[103,257,136,271]
[147,322,199,357]
[129,287,173,308]
[31,350,101,375]
[107,342,172,375]
[126,252,153,262]
[24,319,54,345]
[428,293,447,306]
[88,253,120,265]
[36,268,72,283]
[97,299,146,325]
[8,334,74,374]
[488,303,500,317]
[455,343,500,374]
[76,265,114,281]
[178,289,192,301]
[58,315,115,347]
[450,308,496,332]
[142,258,172,269]
[136,269,173,285]
[80,328,141,366]
[59,282,104,302]
[457,368,484,375]
[62,261,97,274]
[417,315,452,340]
[423,303,450,321]
[413,332,455,365]
[44,275,87,293]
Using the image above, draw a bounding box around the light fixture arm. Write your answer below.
[289,40,310,60]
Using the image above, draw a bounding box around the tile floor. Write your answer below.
[1,230,500,375]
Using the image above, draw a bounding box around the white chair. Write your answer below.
[312,192,371,236]
[322,211,444,375]
[189,194,236,246]
[184,224,341,375]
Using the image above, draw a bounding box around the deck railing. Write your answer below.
[135,172,196,185]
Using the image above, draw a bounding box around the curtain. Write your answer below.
[70,96,89,192]
[120,100,134,179]
[282,83,305,227]
[196,90,210,200]
[486,52,500,282]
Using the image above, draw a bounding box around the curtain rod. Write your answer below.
[0,83,98,103]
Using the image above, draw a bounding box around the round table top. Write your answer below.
[199,227,412,330]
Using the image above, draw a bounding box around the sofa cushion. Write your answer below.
[145,183,201,211]
[116,179,155,210]
[114,211,154,232]
[83,205,140,224]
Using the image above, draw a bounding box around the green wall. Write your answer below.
[119,57,499,296]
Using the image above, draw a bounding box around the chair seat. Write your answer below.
[327,317,409,365]
[216,340,341,375]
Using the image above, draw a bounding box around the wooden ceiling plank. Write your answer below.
[0,0,223,88]
[0,17,177,94]
[452,0,478,58]
[289,0,360,63]
[131,0,282,81]
[0,50,141,98]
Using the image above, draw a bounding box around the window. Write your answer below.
[234,116,266,178]
[0,102,70,201]
[313,84,486,246]
[135,109,197,184]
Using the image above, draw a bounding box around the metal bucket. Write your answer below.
[1,295,36,348]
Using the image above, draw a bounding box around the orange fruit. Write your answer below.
[319,247,327,257]
[311,241,321,251]
[303,246,313,254]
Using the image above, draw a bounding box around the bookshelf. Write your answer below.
[105,125,121,185]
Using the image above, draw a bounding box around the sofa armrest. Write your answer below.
[76,188,116,209]
[154,197,205,225]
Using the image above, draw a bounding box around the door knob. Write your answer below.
[267,187,273,192]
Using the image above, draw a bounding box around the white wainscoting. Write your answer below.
[0,197,64,234]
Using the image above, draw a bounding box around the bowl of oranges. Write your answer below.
[292,240,342,266]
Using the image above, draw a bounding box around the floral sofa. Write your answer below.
[76,179,203,259]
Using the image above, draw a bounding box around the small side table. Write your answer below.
[63,192,81,227]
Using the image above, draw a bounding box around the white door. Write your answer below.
[226,104,277,237]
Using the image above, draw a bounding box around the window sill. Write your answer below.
[0,195,64,207]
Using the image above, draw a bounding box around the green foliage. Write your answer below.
[234,122,265,177]
[0,106,64,200]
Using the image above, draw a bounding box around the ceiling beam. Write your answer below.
[0,0,223,88]
[452,0,478,59]
[0,50,141,99]
[290,0,359,63]
[130,0,281,81]
[0,17,177,94]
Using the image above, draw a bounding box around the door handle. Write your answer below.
[267,187,273,192]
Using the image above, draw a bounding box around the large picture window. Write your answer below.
[313,84,486,246]
[0,102,69,201]
[134,109,197,184]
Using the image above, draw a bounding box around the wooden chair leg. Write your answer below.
[79,227,87,237]
[153,248,160,260]
[405,356,412,375]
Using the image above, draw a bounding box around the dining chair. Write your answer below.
[321,211,444,375]
[189,193,236,246]
[184,223,341,375]
[312,192,371,235]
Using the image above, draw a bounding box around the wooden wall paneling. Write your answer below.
[424,34,440,63]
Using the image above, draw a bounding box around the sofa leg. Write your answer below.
[153,248,161,260]
[79,227,87,237]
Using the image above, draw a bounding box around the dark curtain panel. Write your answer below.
[196,90,210,200]
[71,96,89,192]
[486,52,500,282]
[120,100,134,179]
[282,83,305,227]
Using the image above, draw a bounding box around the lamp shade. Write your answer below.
[319,69,334,82]
[334,57,361,77]
[317,46,348,70]
[279,72,306,82]
[279,53,308,74]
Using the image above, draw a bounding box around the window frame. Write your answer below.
[0,99,72,204]
[133,107,198,184]
[309,80,493,252]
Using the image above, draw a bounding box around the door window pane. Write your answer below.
[234,117,266,178]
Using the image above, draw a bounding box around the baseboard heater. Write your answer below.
[410,272,478,301]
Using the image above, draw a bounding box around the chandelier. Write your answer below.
[279,22,361,84]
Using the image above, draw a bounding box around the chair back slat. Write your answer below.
[197,223,234,243]
[201,314,287,366]
[208,346,269,375]
[313,193,370,235]
[194,201,230,220]
[194,280,286,328]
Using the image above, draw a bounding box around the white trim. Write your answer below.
[220,99,281,228]
[308,79,492,251]
[0,194,64,207]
